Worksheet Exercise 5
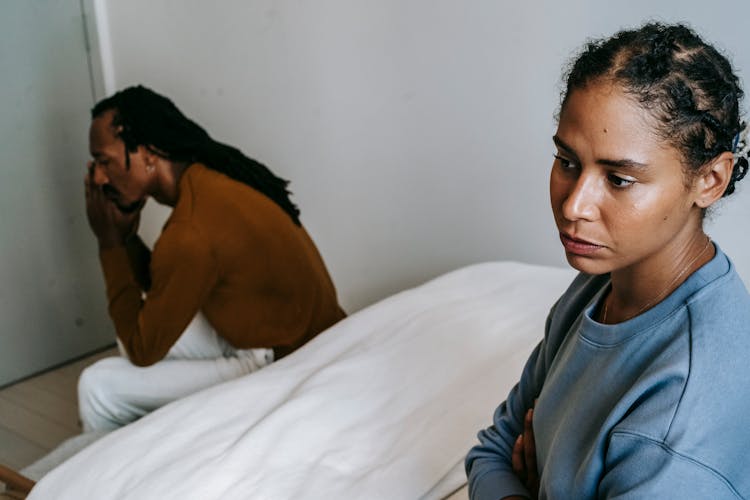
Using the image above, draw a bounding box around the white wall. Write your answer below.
[94,0,750,312]
[0,1,114,385]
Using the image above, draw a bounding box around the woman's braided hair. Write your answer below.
[91,85,301,225]
[562,22,748,196]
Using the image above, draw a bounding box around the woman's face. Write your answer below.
[550,81,704,276]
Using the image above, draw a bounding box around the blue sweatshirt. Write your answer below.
[466,244,750,499]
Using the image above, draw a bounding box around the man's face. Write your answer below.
[88,110,151,213]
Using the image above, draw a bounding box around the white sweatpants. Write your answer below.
[78,313,273,432]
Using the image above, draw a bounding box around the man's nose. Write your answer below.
[91,164,109,186]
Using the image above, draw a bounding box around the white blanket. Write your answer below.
[29,261,575,500]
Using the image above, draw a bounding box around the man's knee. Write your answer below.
[77,357,133,432]
[78,357,126,399]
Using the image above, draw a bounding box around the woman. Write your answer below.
[80,86,346,431]
[466,23,750,499]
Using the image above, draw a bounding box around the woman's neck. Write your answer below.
[603,232,714,323]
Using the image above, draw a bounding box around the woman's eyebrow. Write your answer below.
[552,135,649,171]
[597,157,649,171]
[552,135,578,158]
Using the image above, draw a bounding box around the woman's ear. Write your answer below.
[694,151,734,208]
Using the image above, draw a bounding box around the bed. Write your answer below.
[27,261,575,499]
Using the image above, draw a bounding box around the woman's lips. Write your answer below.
[559,232,604,256]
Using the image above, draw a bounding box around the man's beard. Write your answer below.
[102,184,143,213]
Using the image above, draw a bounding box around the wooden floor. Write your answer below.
[0,347,118,471]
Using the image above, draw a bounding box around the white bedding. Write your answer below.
[29,261,575,500]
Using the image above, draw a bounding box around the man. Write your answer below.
[79,85,345,431]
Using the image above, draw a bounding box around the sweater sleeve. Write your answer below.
[124,234,152,291]
[599,432,741,499]
[465,307,558,500]
[99,222,218,366]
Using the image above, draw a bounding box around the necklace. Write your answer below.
[601,236,712,324]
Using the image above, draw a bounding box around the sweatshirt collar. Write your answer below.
[578,242,731,346]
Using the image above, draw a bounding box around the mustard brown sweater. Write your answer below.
[99,163,345,366]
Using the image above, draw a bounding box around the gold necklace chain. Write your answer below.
[601,236,712,324]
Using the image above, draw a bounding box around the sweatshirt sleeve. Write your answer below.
[599,432,741,499]
[465,307,558,500]
[99,222,218,366]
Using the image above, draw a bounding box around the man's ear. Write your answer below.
[694,151,734,208]
[136,145,157,166]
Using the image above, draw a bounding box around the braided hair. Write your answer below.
[91,85,301,225]
[561,22,748,196]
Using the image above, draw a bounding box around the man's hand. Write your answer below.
[84,162,143,249]
[512,407,540,499]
